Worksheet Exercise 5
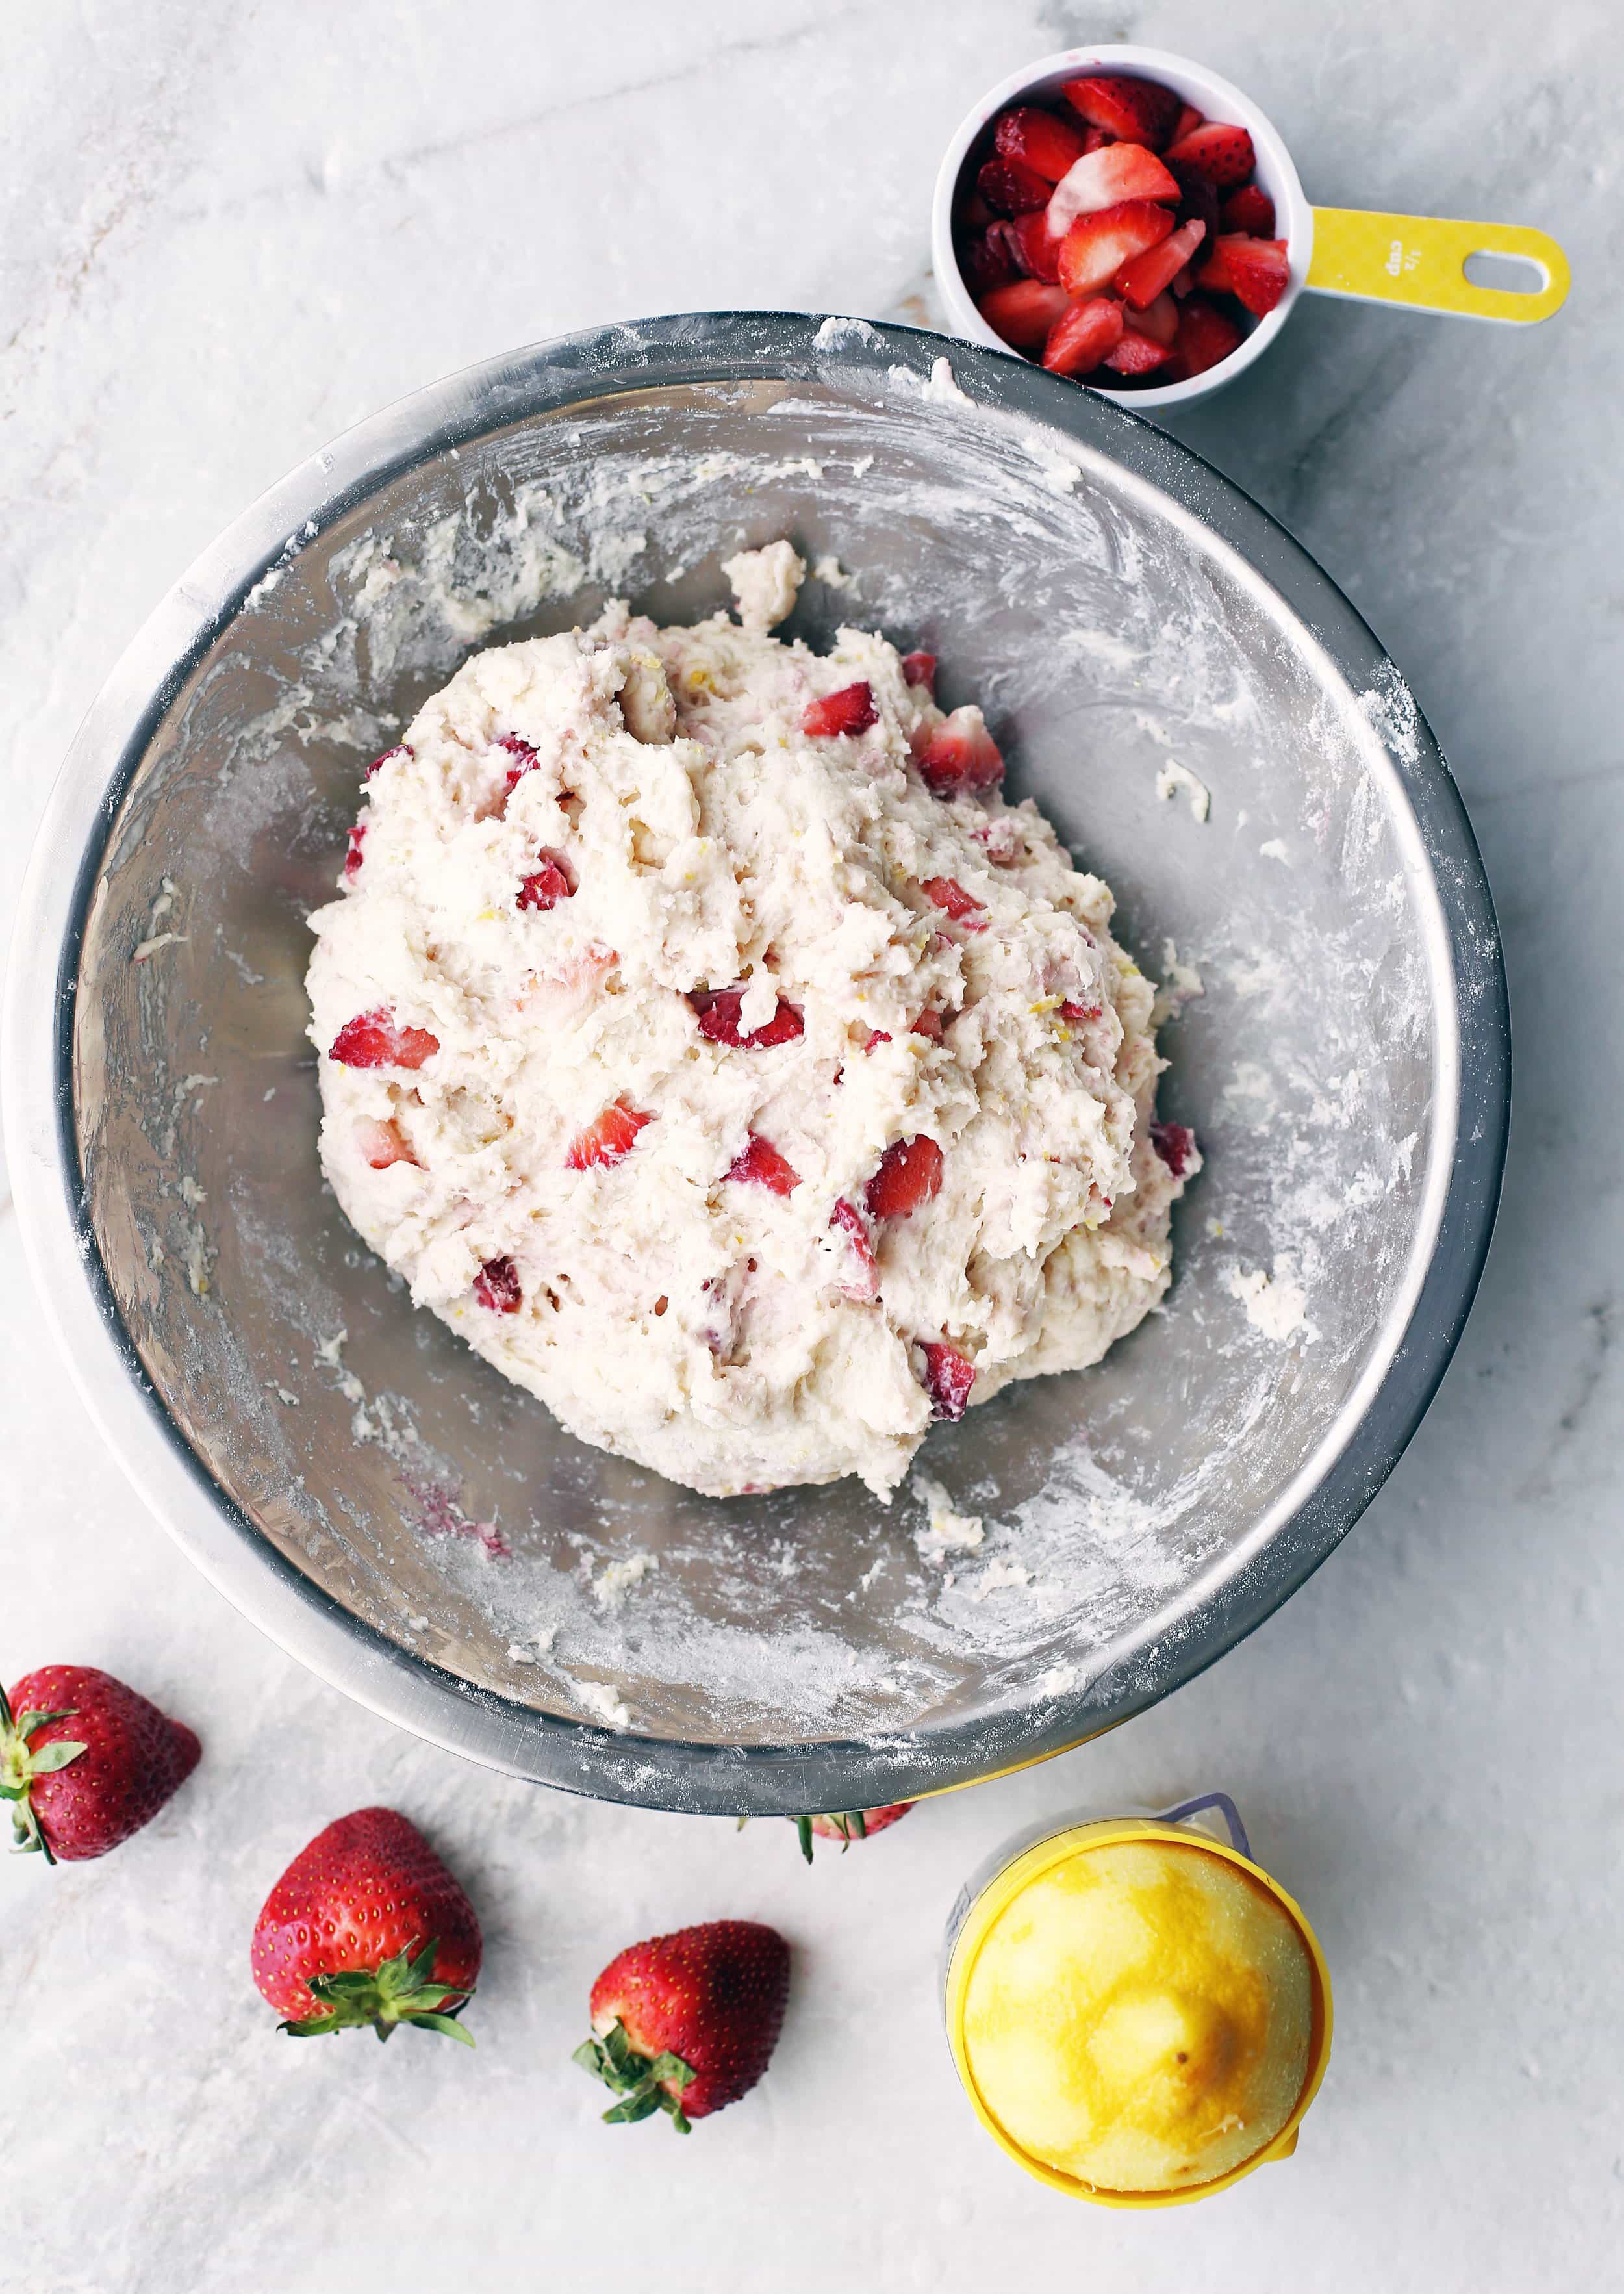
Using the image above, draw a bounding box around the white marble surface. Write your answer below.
[3,3,1621,2288]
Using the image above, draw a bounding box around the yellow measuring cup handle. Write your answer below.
[1306,207,1570,324]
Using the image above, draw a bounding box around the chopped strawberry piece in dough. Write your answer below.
[1043,294,1125,377]
[516,852,575,911]
[566,1099,653,1169]
[1058,199,1175,297]
[344,822,366,879]
[474,1255,523,1313]
[978,278,1072,349]
[866,1135,945,1220]
[919,1340,976,1421]
[901,650,937,691]
[689,988,806,1048]
[802,682,878,737]
[496,733,540,793]
[355,1117,418,1171]
[366,745,411,779]
[993,104,1088,184]
[329,1009,440,1070]
[1150,1120,1198,1178]
[1061,73,1180,149]
[1164,120,1256,187]
[830,1198,879,1298]
[921,876,988,930]
[915,706,1004,797]
[727,1134,801,1196]
[911,1009,945,1040]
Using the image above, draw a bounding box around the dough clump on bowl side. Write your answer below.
[305,546,1197,1499]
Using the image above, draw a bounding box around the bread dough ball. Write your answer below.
[305,547,1196,1499]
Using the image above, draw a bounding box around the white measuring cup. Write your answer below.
[932,44,1571,411]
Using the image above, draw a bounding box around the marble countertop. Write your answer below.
[3,3,1619,2288]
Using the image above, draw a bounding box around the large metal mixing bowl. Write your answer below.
[1,315,1507,1814]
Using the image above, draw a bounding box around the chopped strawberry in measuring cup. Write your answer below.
[1002,208,1065,282]
[689,987,805,1049]
[978,278,1072,349]
[960,226,1021,298]
[921,876,988,930]
[1061,74,1180,150]
[726,1134,800,1196]
[1116,216,1206,309]
[1102,329,1173,377]
[919,1340,976,1421]
[993,104,1088,183]
[1058,199,1175,297]
[978,156,1052,216]
[1124,289,1179,345]
[1165,157,1221,243]
[865,1136,945,1221]
[802,681,878,737]
[565,1099,653,1170]
[329,1009,440,1070]
[915,706,1004,797]
[1198,234,1289,316]
[1046,142,1179,235]
[1172,294,1246,376]
[956,68,1283,392]
[1043,294,1125,377]
[1164,120,1256,186]
[1222,182,1276,236]
[474,1255,523,1313]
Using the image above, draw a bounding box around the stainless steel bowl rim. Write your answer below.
[1,314,1509,1813]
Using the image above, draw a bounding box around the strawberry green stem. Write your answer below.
[574,2019,696,2132]
[277,1936,476,2045]
[0,1689,87,1864]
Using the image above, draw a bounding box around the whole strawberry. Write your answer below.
[576,1919,789,2131]
[1,1664,200,1863]
[794,1802,913,1863]
[251,1806,482,2045]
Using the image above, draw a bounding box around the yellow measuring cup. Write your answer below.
[1307,206,1567,323]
